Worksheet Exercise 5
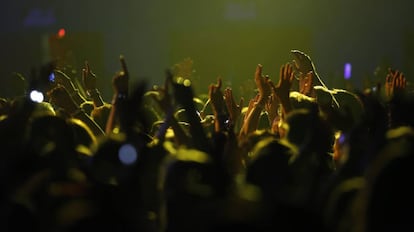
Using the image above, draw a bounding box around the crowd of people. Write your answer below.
[1,49,413,232]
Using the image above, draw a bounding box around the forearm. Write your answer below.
[213,112,229,133]
[266,108,277,127]
[239,101,264,138]
[105,92,127,134]
[278,94,292,116]
[105,105,117,134]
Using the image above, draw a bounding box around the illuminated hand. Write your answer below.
[274,63,294,101]
[172,57,194,79]
[254,64,271,104]
[385,68,407,99]
[208,77,226,116]
[291,50,318,96]
[53,69,77,94]
[82,61,97,91]
[112,55,129,95]
[224,87,244,127]
[291,49,315,74]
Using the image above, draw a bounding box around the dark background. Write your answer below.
[1,0,414,99]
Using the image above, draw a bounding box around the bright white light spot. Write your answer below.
[118,143,138,165]
[30,90,44,103]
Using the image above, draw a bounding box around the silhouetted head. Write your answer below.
[282,106,334,154]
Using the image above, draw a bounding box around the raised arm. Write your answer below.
[223,87,244,132]
[291,49,339,108]
[172,76,210,153]
[291,49,324,96]
[272,63,294,116]
[385,68,407,100]
[148,70,190,145]
[53,69,86,106]
[82,61,105,107]
[208,77,229,133]
[47,85,105,137]
[105,55,129,134]
[239,64,271,140]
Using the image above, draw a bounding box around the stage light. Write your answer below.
[344,63,352,80]
[30,90,44,103]
[118,143,138,165]
[57,28,66,38]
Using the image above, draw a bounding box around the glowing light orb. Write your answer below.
[344,63,352,80]
[30,90,44,103]
[57,28,66,38]
[118,143,138,165]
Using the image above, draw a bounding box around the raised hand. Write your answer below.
[208,77,228,132]
[291,50,325,96]
[274,63,294,103]
[53,69,78,95]
[385,68,407,99]
[82,61,104,107]
[264,63,294,136]
[224,87,244,129]
[238,94,262,141]
[209,77,226,115]
[254,64,272,104]
[172,75,209,152]
[148,70,190,145]
[53,69,86,106]
[106,55,130,134]
[172,57,194,79]
[82,61,98,91]
[291,49,315,75]
[112,55,129,96]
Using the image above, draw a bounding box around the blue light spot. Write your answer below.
[118,144,138,165]
[49,72,55,82]
[344,63,352,80]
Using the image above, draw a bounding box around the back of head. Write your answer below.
[284,106,334,154]
[314,86,364,132]
[388,92,414,128]
[28,114,76,152]
[245,138,295,199]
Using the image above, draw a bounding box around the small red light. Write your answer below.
[57,28,65,38]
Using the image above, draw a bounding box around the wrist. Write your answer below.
[86,88,100,97]
[111,92,128,105]
[87,89,104,107]
[215,113,229,131]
